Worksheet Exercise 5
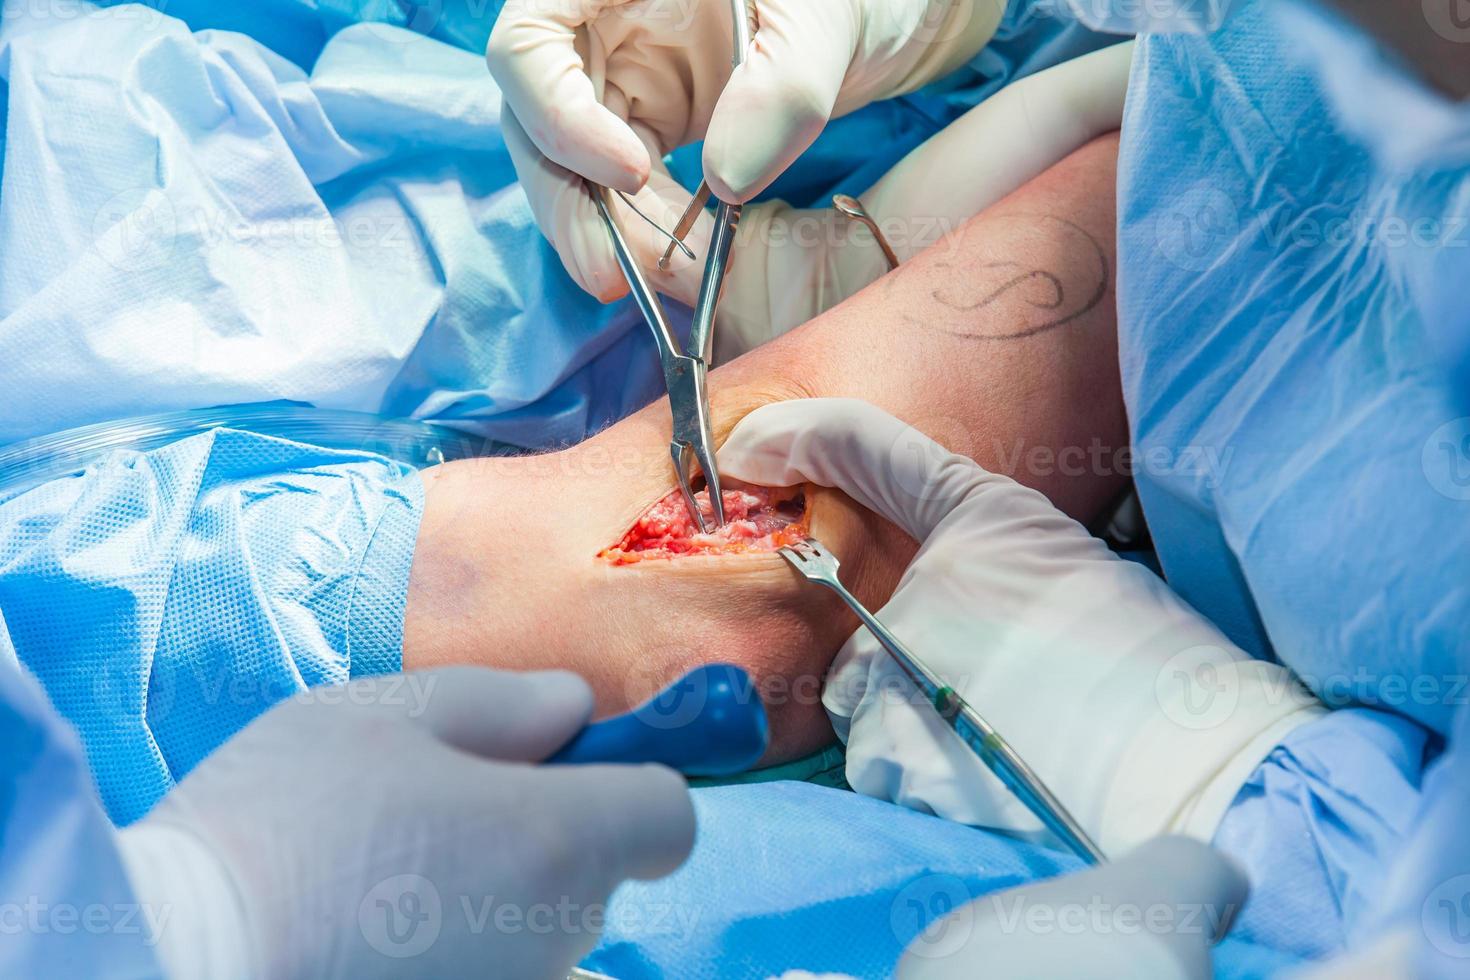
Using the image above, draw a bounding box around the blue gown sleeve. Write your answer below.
[1211,707,1433,962]
[0,427,425,825]
[0,612,163,977]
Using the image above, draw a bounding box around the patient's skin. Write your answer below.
[404,135,1127,761]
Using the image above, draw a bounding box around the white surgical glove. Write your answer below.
[718,398,1323,855]
[486,0,1005,304]
[495,5,1133,358]
[713,41,1135,359]
[118,668,694,980]
[898,837,1247,980]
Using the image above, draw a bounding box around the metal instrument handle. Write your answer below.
[820,570,1106,866]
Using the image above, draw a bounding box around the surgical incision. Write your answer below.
[601,485,808,563]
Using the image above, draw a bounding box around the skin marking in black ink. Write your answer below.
[949,261,1066,312]
[929,214,1110,340]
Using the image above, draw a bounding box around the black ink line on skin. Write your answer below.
[929,215,1110,340]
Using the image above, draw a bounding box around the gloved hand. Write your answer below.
[485,0,1003,305]
[492,2,1134,360]
[117,668,695,980]
[710,41,1135,359]
[770,837,1243,980]
[718,398,1324,854]
[487,0,1001,202]
[897,837,1247,980]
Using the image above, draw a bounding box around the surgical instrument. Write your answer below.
[548,663,769,776]
[658,184,711,271]
[778,538,1108,866]
[654,0,751,274]
[832,194,901,271]
[586,0,754,533]
[616,189,696,262]
[590,183,727,532]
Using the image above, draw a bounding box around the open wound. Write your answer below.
[601,485,808,563]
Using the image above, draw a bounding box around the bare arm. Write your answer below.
[404,134,1127,758]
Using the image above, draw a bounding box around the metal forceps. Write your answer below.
[591,182,727,531]
[588,0,753,532]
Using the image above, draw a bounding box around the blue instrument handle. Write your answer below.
[547,664,768,777]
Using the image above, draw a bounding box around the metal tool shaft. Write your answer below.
[590,182,682,368]
[590,182,724,532]
[687,200,739,364]
[686,0,753,368]
[586,0,754,534]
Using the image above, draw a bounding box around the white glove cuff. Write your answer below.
[827,532,1327,856]
[1169,694,1325,844]
[117,821,254,980]
[716,202,893,360]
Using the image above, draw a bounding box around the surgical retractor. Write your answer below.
[779,537,1107,866]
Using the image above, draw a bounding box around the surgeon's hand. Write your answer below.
[119,668,694,980]
[898,837,1246,980]
[710,42,1134,360]
[719,398,1323,855]
[486,0,1002,302]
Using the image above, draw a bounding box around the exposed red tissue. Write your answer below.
[601,485,808,564]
